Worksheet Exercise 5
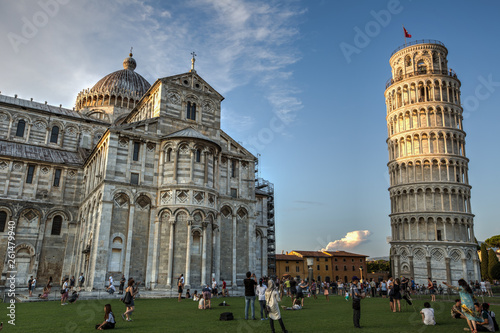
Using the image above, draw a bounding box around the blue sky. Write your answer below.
[1,0,499,257]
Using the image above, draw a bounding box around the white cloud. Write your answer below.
[322,230,372,251]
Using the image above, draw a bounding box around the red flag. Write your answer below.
[404,27,412,38]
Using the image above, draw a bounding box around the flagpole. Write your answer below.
[403,25,406,47]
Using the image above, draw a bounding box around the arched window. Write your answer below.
[192,232,201,254]
[50,126,59,143]
[195,149,201,162]
[16,119,26,137]
[109,237,123,272]
[417,60,426,74]
[0,211,7,232]
[51,215,62,235]
[166,148,172,162]
[187,102,196,120]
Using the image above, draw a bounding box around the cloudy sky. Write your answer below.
[1,0,500,257]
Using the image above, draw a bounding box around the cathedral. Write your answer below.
[0,52,274,291]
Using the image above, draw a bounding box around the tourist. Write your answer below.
[338,281,343,296]
[474,302,495,332]
[95,304,116,330]
[387,276,394,311]
[47,276,53,293]
[122,279,136,322]
[198,296,205,310]
[265,280,288,333]
[443,279,482,332]
[212,278,218,297]
[222,279,228,297]
[118,275,125,295]
[69,276,76,291]
[451,299,465,319]
[485,280,493,297]
[185,289,191,299]
[297,280,307,307]
[78,273,85,291]
[480,280,487,296]
[177,274,184,302]
[279,278,285,299]
[106,283,116,295]
[28,276,33,297]
[256,278,268,320]
[380,280,387,298]
[244,271,257,320]
[61,277,69,305]
[370,278,376,298]
[38,285,50,300]
[202,284,211,309]
[310,279,317,300]
[392,278,402,312]
[420,302,436,325]
[285,278,291,297]
[324,280,330,301]
[350,276,362,329]
[193,290,200,301]
[68,291,79,304]
[282,298,302,310]
[32,276,37,295]
[289,278,297,303]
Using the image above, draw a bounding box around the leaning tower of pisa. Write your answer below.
[384,40,480,286]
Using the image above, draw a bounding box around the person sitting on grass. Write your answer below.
[420,302,436,326]
[451,299,465,319]
[198,296,205,310]
[474,302,495,332]
[68,291,79,304]
[193,290,200,301]
[95,304,116,330]
[282,298,302,310]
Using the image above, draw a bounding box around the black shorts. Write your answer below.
[178,287,183,294]
[297,292,304,299]
[291,289,297,295]
[212,288,218,294]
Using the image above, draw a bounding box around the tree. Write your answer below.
[488,248,499,281]
[490,262,500,280]
[485,235,500,248]
[480,243,490,281]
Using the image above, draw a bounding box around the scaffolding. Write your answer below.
[255,177,276,277]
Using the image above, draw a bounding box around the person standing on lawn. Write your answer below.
[350,276,362,329]
[243,271,257,320]
[265,279,288,333]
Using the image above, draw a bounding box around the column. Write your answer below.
[426,256,432,279]
[262,236,268,277]
[204,152,209,186]
[461,258,468,281]
[215,215,221,283]
[445,257,452,284]
[159,150,164,185]
[473,258,479,281]
[173,148,178,182]
[185,219,193,287]
[409,255,414,280]
[232,214,237,288]
[201,221,208,286]
[166,220,175,288]
[124,203,135,279]
[146,213,159,289]
[189,149,194,183]
[227,158,231,195]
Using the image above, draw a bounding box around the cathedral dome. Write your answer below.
[90,53,151,96]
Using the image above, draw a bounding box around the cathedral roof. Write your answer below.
[0,140,87,166]
[89,53,151,97]
[164,127,219,146]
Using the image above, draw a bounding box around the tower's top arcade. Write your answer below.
[385,40,458,90]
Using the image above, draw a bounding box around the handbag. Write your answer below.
[122,291,132,304]
[60,289,65,294]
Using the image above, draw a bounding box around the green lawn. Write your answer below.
[3,295,499,332]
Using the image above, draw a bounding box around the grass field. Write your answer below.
[3,295,499,332]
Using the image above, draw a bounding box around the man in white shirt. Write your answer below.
[420,302,436,325]
[212,278,218,297]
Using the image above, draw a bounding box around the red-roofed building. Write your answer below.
[275,250,368,283]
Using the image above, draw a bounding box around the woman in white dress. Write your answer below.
[265,280,288,333]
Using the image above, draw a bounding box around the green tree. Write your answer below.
[480,243,490,280]
[485,235,500,248]
[488,248,499,281]
[490,262,500,280]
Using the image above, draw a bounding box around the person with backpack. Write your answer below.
[350,276,363,329]
[78,273,85,291]
[474,302,496,332]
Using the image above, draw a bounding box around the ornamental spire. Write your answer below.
[190,51,197,73]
